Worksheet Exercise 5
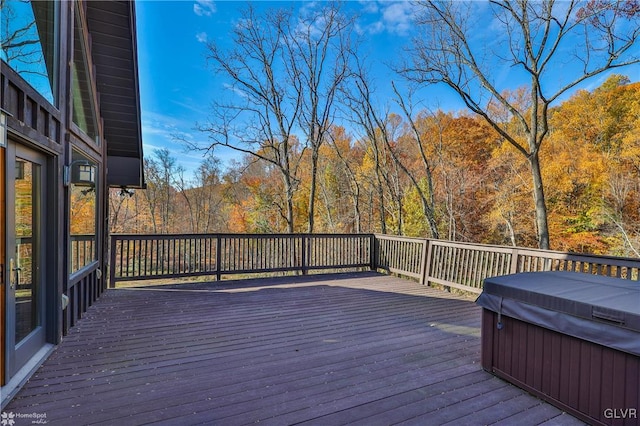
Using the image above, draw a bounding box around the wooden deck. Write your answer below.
[7,272,584,425]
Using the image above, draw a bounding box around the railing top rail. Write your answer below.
[70,234,96,240]
[429,239,514,254]
[428,239,640,264]
[111,233,374,239]
[513,248,640,266]
[110,233,639,263]
[373,234,428,243]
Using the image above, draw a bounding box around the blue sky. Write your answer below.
[135,1,640,177]
[135,0,469,175]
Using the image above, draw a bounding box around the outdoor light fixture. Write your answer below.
[77,163,95,183]
[0,108,10,148]
[64,159,97,186]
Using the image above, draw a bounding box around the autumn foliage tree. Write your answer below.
[404,0,640,249]
[111,75,640,259]
[109,1,640,259]
[189,2,358,234]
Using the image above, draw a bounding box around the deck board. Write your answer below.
[6,272,583,425]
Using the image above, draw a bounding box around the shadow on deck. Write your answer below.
[6,272,584,425]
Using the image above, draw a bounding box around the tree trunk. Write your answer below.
[308,151,319,233]
[353,188,361,233]
[505,215,516,247]
[284,174,295,233]
[375,163,387,234]
[528,152,550,250]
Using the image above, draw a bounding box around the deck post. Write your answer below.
[216,236,222,281]
[510,248,520,274]
[302,235,308,275]
[109,234,117,288]
[370,234,377,271]
[420,239,432,285]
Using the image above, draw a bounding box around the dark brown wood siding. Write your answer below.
[0,0,119,351]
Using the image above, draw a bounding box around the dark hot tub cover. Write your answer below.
[476,271,640,356]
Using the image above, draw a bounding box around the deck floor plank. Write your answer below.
[6,272,583,425]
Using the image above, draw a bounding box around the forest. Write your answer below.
[103,1,640,257]
[109,75,640,257]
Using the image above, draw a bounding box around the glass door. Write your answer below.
[6,143,46,378]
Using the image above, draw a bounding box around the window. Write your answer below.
[0,0,58,104]
[69,150,98,273]
[71,2,99,143]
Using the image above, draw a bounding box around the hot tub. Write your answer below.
[476,271,639,426]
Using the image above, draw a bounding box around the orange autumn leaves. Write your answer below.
[111,75,640,256]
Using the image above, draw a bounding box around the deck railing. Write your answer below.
[377,236,640,293]
[373,234,428,282]
[109,233,372,286]
[70,234,96,273]
[109,233,640,291]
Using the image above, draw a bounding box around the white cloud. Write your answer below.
[299,1,319,17]
[356,20,385,36]
[359,0,379,14]
[381,2,416,36]
[141,111,216,175]
[141,111,195,142]
[194,0,216,17]
[196,32,208,43]
[356,1,418,37]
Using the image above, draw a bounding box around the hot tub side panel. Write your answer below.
[482,309,640,426]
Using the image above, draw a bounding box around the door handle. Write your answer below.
[9,258,21,290]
